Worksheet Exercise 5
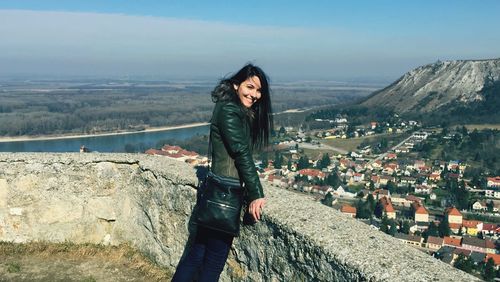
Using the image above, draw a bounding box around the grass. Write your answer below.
[0,241,172,281]
[321,138,364,152]
[6,262,21,273]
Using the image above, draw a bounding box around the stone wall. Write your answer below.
[0,153,477,281]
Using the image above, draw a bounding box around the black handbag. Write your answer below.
[196,171,243,236]
[195,130,244,236]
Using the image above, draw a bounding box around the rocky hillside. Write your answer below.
[361,59,500,114]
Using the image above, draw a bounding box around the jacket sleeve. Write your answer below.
[217,102,264,202]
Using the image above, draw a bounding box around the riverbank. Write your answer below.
[0,122,209,143]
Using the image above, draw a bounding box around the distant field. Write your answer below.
[464,124,500,130]
[321,138,365,152]
[320,133,408,153]
[0,80,372,137]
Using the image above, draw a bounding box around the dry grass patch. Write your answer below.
[0,241,172,281]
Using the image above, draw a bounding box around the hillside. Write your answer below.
[360,59,500,122]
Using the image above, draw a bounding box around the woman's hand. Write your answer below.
[249,198,266,221]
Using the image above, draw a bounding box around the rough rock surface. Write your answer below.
[362,58,500,112]
[0,153,478,281]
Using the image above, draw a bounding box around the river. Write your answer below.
[0,125,209,153]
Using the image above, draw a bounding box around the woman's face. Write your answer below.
[234,76,262,108]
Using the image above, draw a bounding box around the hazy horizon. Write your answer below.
[1,1,499,82]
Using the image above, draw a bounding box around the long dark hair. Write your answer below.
[211,64,273,149]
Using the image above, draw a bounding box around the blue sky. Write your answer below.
[1,1,499,81]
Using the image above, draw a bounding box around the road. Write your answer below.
[369,134,415,164]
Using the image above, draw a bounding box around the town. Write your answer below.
[145,114,500,280]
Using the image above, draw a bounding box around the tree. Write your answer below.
[279,126,286,136]
[484,257,496,281]
[487,200,494,212]
[380,215,389,233]
[438,217,451,237]
[325,171,340,188]
[316,153,331,169]
[274,151,283,169]
[386,181,397,194]
[297,156,310,169]
[366,194,376,214]
[356,199,371,219]
[389,220,398,236]
[321,192,334,207]
[454,253,473,273]
[427,222,439,237]
[374,201,384,218]
[401,221,410,234]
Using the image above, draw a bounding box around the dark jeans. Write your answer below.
[172,226,234,282]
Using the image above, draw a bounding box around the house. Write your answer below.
[353,173,364,182]
[386,153,397,160]
[485,254,500,270]
[461,220,482,236]
[382,163,399,175]
[414,203,429,223]
[435,246,456,264]
[426,236,443,251]
[461,237,487,253]
[372,160,383,169]
[414,185,432,195]
[470,252,487,266]
[373,189,391,199]
[485,190,500,199]
[395,233,423,247]
[400,176,417,186]
[487,176,500,188]
[379,175,395,186]
[298,168,326,181]
[390,195,413,207]
[443,236,462,248]
[485,239,497,254]
[428,173,441,182]
[446,207,463,233]
[453,248,472,258]
[340,204,357,218]
[481,223,499,236]
[406,195,423,204]
[472,201,488,211]
[311,185,333,195]
[380,196,396,219]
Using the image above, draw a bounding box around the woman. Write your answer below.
[172,64,273,282]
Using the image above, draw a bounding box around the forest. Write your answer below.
[0,80,372,137]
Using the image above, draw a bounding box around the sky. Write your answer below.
[1,0,499,81]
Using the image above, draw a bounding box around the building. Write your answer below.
[426,236,443,251]
[340,204,357,218]
[461,237,487,253]
[380,196,396,219]
[443,236,462,248]
[487,176,500,188]
[446,207,463,233]
[485,190,500,199]
[461,220,481,236]
[298,168,326,181]
[414,203,429,223]
[395,233,423,247]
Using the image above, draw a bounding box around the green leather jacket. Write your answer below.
[210,100,264,203]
